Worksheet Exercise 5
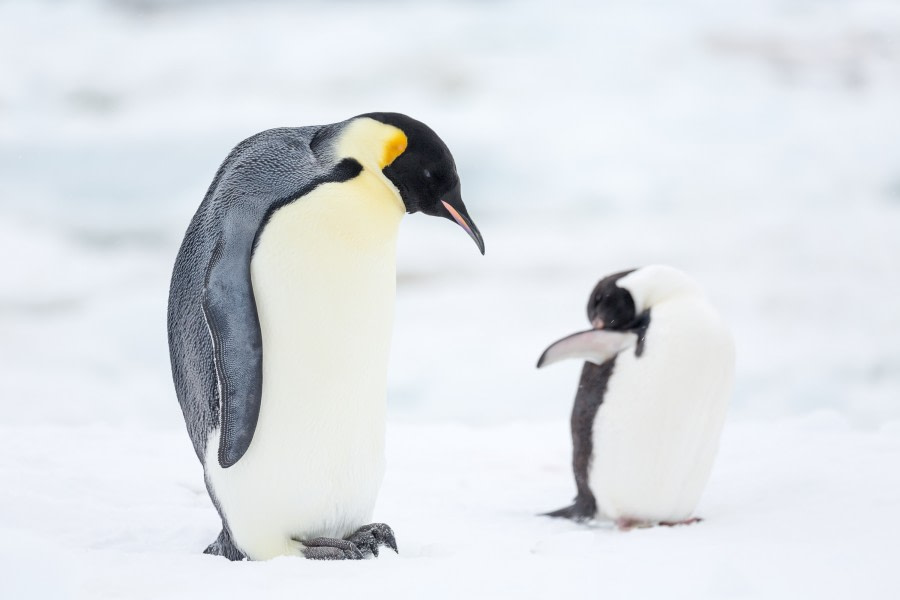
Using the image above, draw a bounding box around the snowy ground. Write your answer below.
[3,417,900,598]
[1,0,899,598]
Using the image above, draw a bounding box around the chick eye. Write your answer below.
[423,169,432,179]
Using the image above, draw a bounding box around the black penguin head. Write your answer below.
[586,269,643,331]
[361,112,485,255]
[536,266,705,369]
[536,268,648,369]
[593,265,704,321]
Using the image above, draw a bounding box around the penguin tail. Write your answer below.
[203,528,247,561]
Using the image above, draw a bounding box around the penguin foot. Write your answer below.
[300,537,365,560]
[299,524,397,560]
[615,518,655,531]
[615,517,703,530]
[346,522,398,558]
[660,517,703,527]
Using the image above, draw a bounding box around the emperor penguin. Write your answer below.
[167,113,484,561]
[536,266,734,529]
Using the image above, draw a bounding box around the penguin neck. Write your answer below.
[334,117,408,215]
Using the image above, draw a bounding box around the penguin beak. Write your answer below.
[441,190,485,255]
[536,328,637,369]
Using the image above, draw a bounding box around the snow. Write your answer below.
[2,417,899,598]
[2,0,900,597]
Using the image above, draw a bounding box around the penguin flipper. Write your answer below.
[537,329,637,369]
[202,233,264,469]
[197,135,365,469]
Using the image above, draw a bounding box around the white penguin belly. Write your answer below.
[589,299,734,523]
[204,171,404,560]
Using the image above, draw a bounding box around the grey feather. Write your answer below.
[167,123,360,469]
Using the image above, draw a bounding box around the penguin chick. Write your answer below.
[167,113,484,561]
[537,266,734,528]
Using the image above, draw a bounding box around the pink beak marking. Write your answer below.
[441,200,475,240]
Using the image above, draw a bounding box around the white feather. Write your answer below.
[590,268,735,523]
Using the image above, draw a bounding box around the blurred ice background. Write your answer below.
[2,0,897,430]
[2,1,900,597]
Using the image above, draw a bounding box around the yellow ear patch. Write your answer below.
[380,131,408,168]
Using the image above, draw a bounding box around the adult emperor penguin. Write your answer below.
[167,113,484,561]
[536,265,734,528]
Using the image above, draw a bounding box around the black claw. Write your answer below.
[383,531,398,553]
[347,523,398,558]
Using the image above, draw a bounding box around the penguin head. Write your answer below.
[360,112,485,255]
[613,265,703,313]
[537,266,700,369]
[586,269,642,331]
